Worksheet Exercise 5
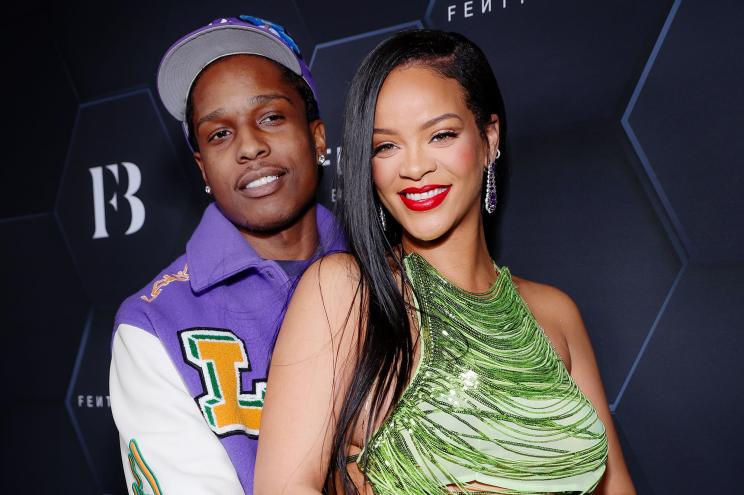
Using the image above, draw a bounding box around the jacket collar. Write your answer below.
[186,203,344,292]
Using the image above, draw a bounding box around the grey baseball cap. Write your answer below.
[157,15,318,125]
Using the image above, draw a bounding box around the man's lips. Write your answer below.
[237,167,287,198]
[398,184,451,211]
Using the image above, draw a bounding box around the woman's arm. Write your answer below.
[254,254,362,495]
[518,280,636,495]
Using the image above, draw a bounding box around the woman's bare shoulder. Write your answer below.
[272,253,363,365]
[313,252,361,285]
[303,252,362,308]
[510,274,585,348]
[510,275,579,319]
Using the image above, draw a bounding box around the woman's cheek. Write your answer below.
[444,138,481,176]
[371,160,396,197]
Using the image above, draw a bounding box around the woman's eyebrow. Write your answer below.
[373,113,462,135]
[420,113,462,130]
[373,126,395,135]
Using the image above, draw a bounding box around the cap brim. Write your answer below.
[157,24,301,121]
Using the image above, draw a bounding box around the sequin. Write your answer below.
[357,253,608,494]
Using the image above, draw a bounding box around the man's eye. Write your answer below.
[260,113,285,125]
[372,143,396,156]
[431,130,458,142]
[208,129,231,142]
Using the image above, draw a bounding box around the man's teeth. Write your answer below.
[245,175,279,189]
[404,187,447,201]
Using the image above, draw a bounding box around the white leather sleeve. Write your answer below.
[110,323,244,495]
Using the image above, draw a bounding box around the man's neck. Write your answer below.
[239,205,320,261]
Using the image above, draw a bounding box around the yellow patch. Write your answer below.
[196,338,263,433]
[180,329,266,437]
[140,264,189,303]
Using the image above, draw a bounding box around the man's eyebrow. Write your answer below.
[196,108,226,129]
[373,113,463,135]
[195,94,294,130]
[248,93,293,106]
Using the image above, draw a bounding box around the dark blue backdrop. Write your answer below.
[3,1,742,493]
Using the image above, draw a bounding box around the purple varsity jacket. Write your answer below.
[113,202,345,492]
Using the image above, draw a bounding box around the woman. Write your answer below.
[255,29,635,494]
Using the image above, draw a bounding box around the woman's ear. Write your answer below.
[485,114,500,163]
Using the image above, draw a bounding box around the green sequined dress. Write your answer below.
[356,253,608,494]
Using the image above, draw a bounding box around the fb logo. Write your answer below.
[89,162,145,239]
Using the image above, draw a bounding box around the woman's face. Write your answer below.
[371,64,499,244]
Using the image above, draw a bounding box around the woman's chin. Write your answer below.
[400,223,452,245]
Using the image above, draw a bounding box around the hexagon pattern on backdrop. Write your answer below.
[615,0,744,491]
[498,123,681,403]
[614,264,744,493]
[0,215,89,401]
[0,214,95,492]
[56,89,194,307]
[626,0,744,264]
[66,306,125,492]
[426,0,675,138]
[4,1,743,492]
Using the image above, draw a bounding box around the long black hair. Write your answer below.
[328,29,507,494]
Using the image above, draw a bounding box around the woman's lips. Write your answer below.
[398,185,451,211]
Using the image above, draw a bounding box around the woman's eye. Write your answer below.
[208,129,231,142]
[431,130,458,143]
[372,143,396,156]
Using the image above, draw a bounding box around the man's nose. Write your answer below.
[236,128,269,162]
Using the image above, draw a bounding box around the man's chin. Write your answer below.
[243,220,293,235]
[240,201,315,235]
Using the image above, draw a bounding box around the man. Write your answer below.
[109,16,343,494]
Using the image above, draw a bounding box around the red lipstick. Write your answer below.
[398,184,451,211]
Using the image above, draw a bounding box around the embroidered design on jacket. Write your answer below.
[140,264,189,303]
[128,439,163,495]
[179,328,266,437]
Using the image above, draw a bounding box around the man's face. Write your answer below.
[192,55,325,233]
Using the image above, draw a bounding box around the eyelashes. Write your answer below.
[372,142,396,156]
[372,130,459,156]
[204,113,287,143]
[259,113,285,125]
[431,130,458,142]
[208,129,231,142]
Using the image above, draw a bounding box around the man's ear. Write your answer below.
[310,119,327,161]
[485,113,500,163]
[194,151,208,186]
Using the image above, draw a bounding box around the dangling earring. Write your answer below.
[379,205,387,231]
[317,154,326,166]
[484,149,500,214]
[204,185,212,195]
